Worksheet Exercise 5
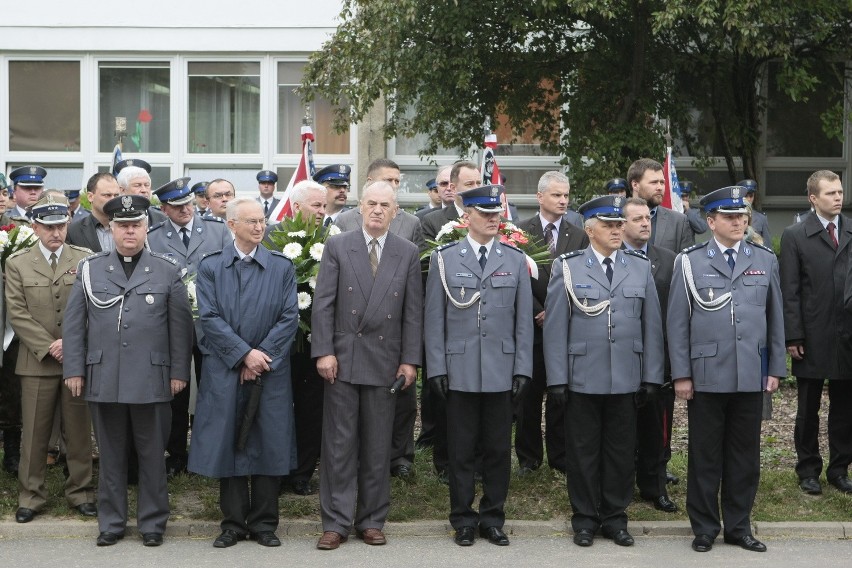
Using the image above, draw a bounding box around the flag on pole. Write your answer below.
[481,133,511,220]
[269,125,316,222]
[661,146,684,213]
[111,143,123,176]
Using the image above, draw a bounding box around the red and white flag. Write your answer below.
[661,146,684,213]
[269,125,316,222]
[481,133,511,220]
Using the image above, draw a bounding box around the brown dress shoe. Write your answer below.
[359,528,387,545]
[317,531,347,550]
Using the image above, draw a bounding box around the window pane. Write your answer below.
[9,61,81,151]
[278,62,350,154]
[765,170,823,198]
[188,63,260,153]
[184,167,261,195]
[99,63,170,153]
[765,62,843,158]
[9,165,85,192]
[673,169,739,198]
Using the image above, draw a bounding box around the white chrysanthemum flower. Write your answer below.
[327,225,341,236]
[309,242,324,262]
[435,221,456,241]
[0,232,9,248]
[503,222,518,232]
[282,242,303,259]
[306,333,312,343]
[308,275,317,290]
[185,281,197,303]
[17,225,35,240]
[287,230,307,238]
[297,291,312,310]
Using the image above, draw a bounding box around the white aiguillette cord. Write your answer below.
[81,259,125,331]
[680,253,734,323]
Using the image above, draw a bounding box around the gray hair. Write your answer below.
[115,166,150,190]
[361,180,398,203]
[584,217,597,230]
[537,171,570,194]
[225,197,260,221]
[291,179,327,205]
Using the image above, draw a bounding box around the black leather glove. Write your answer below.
[511,375,530,402]
[430,375,449,401]
[634,382,659,408]
[547,385,568,407]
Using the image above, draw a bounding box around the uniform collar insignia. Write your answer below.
[707,248,716,258]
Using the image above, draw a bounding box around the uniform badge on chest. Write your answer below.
[146,294,154,305]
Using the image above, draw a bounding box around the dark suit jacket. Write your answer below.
[311,230,423,387]
[415,204,440,220]
[517,214,589,345]
[646,243,676,378]
[421,206,460,241]
[784,212,852,380]
[652,206,694,253]
[66,214,105,252]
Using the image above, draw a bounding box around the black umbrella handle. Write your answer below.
[389,375,406,394]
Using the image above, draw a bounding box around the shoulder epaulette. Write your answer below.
[150,251,178,265]
[436,241,458,252]
[269,250,286,258]
[84,250,110,261]
[147,220,167,233]
[200,249,223,261]
[67,244,94,255]
[746,239,774,254]
[559,249,584,260]
[6,248,30,261]
[201,216,224,224]
[624,249,649,260]
[499,242,523,253]
[682,241,709,254]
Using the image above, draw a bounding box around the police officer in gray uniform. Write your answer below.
[63,194,193,547]
[543,195,664,548]
[667,186,785,554]
[147,177,232,476]
[425,184,533,548]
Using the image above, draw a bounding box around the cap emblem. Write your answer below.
[121,195,133,209]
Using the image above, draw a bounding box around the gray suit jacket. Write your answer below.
[62,249,194,403]
[667,239,786,392]
[424,238,534,392]
[543,247,664,394]
[334,207,426,253]
[652,206,694,253]
[311,230,423,386]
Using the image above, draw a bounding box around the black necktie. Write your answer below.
[603,257,613,283]
[725,248,736,271]
[180,227,190,249]
[263,201,269,216]
[544,223,556,255]
[478,246,487,270]
[324,217,332,228]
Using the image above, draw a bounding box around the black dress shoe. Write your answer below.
[15,507,36,523]
[828,475,852,494]
[517,464,536,477]
[602,528,634,547]
[96,532,124,546]
[75,503,98,517]
[666,470,679,485]
[454,526,475,546]
[647,494,678,513]
[213,529,245,548]
[799,476,823,495]
[692,534,714,552]
[723,534,767,552]
[479,526,509,546]
[253,531,281,547]
[573,528,594,547]
[291,479,314,495]
[391,464,411,478]
[141,533,163,547]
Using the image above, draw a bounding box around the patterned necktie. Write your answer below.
[49,252,58,274]
[828,222,838,248]
[369,238,379,277]
[180,227,190,249]
[603,257,613,283]
[478,246,487,270]
[725,248,736,271]
[544,223,556,255]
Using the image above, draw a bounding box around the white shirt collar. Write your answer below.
[815,213,839,230]
[538,213,562,233]
[38,242,63,264]
[170,217,194,235]
[713,238,741,254]
[235,246,257,260]
[590,246,618,267]
[466,234,494,258]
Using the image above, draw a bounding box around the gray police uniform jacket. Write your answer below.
[62,249,194,403]
[146,214,232,276]
[424,239,534,392]
[543,247,664,394]
[667,240,786,392]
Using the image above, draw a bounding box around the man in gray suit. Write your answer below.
[668,186,785,553]
[514,171,588,476]
[544,195,664,548]
[628,158,693,253]
[146,177,233,477]
[425,184,533,547]
[312,181,422,550]
[63,195,193,547]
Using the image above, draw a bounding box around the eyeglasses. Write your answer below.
[235,218,266,227]
[210,191,234,199]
